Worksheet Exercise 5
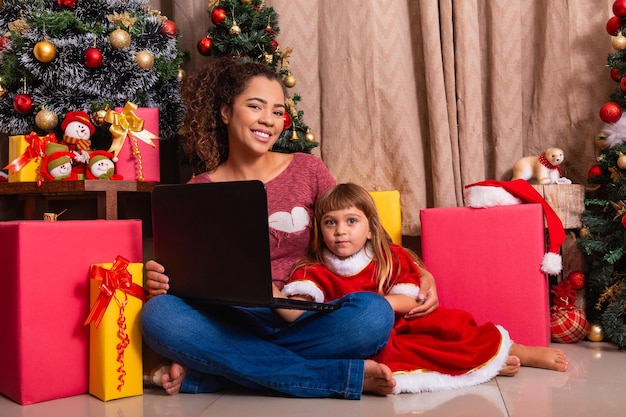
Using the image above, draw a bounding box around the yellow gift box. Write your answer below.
[7,134,54,182]
[86,258,145,401]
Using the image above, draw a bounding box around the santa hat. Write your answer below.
[88,150,117,167]
[44,143,72,171]
[61,110,96,135]
[464,179,566,275]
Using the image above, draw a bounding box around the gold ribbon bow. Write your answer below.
[105,102,158,157]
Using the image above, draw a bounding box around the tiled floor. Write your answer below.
[1,341,624,417]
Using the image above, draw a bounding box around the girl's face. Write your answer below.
[320,206,372,259]
[220,76,285,155]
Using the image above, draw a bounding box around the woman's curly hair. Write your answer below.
[181,58,286,174]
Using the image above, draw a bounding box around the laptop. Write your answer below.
[151,180,339,311]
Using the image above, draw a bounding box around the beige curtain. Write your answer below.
[158,0,614,236]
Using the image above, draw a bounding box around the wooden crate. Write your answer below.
[532,184,585,229]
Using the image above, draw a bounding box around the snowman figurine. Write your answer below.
[41,143,77,181]
[61,111,95,178]
[86,150,123,180]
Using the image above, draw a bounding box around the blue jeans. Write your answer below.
[140,291,394,399]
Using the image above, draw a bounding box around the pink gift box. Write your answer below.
[113,107,160,182]
[0,220,143,405]
[420,204,550,347]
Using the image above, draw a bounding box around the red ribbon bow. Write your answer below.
[3,132,58,174]
[84,256,146,327]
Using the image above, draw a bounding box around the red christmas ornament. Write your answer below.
[567,270,586,290]
[197,37,213,56]
[588,165,603,178]
[623,215,626,229]
[161,20,177,38]
[211,7,227,26]
[611,68,622,82]
[271,40,279,51]
[549,279,589,344]
[615,0,626,17]
[600,102,622,123]
[283,112,292,130]
[83,47,103,68]
[13,93,34,114]
[57,0,77,9]
[620,77,626,92]
[607,16,623,35]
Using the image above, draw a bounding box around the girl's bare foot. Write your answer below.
[498,355,521,376]
[510,344,568,372]
[362,360,396,395]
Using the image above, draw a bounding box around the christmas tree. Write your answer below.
[578,0,626,348]
[197,0,318,154]
[0,0,184,148]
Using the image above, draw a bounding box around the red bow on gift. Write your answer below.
[3,132,58,174]
[84,256,146,327]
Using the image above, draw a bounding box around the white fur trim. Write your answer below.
[322,244,373,276]
[603,113,626,148]
[281,281,325,303]
[393,325,513,394]
[464,186,522,208]
[541,252,562,275]
[388,283,420,299]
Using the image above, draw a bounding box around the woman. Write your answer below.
[140,58,439,399]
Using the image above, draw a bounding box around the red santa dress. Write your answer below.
[282,243,512,394]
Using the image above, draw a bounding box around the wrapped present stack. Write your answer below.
[0,219,145,405]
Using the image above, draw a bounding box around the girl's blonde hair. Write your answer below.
[304,183,398,294]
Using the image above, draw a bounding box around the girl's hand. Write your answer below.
[146,259,170,298]
[404,266,439,319]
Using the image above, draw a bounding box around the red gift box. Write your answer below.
[111,104,160,182]
[0,220,143,405]
[420,204,550,347]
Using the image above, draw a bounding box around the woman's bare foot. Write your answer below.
[498,355,521,376]
[148,362,188,395]
[510,344,568,372]
[362,360,396,396]
[161,362,188,395]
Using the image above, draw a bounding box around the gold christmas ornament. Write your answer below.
[290,130,299,141]
[283,73,296,88]
[176,67,187,82]
[618,152,626,170]
[92,109,108,126]
[0,77,6,99]
[587,323,604,342]
[135,50,155,69]
[240,0,252,4]
[229,21,242,35]
[33,40,56,63]
[305,128,316,143]
[35,108,58,131]
[264,53,273,64]
[595,132,607,150]
[109,28,131,49]
[579,226,590,238]
[613,33,626,50]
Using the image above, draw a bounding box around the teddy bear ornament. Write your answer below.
[511,147,571,185]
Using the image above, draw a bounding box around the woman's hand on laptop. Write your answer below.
[146,260,170,298]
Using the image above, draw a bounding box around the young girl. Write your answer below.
[278,183,568,394]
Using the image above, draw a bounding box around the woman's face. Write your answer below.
[220,76,286,155]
